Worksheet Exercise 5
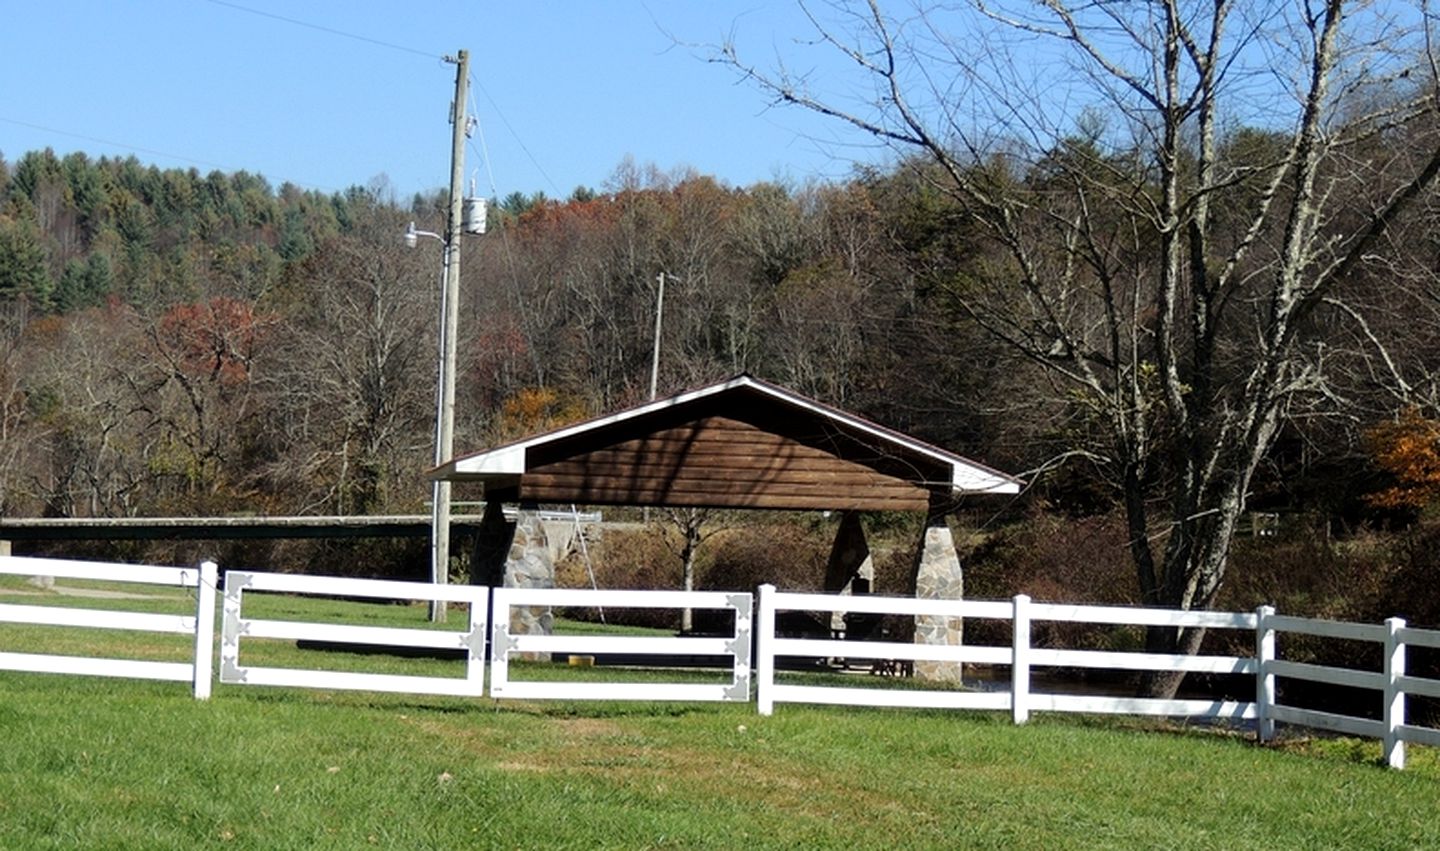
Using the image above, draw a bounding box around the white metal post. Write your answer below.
[1011,594,1031,725]
[466,589,488,694]
[756,583,776,716]
[1384,616,1407,770]
[489,588,512,698]
[1256,605,1276,743]
[650,271,665,401]
[192,560,218,700]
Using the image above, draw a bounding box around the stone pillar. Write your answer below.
[470,501,555,647]
[911,506,963,684]
[504,504,555,638]
[823,511,874,637]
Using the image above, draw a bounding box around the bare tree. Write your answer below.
[664,506,723,632]
[722,0,1440,695]
[260,217,435,515]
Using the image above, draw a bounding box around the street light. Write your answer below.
[404,221,441,250]
[404,205,486,623]
[404,220,454,621]
[403,49,485,623]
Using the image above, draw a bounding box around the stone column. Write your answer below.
[823,511,874,637]
[911,505,963,684]
[470,500,555,647]
[504,503,555,638]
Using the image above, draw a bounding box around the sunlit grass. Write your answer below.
[2,580,1438,848]
[0,672,1437,850]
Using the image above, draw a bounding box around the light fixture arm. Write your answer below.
[404,221,444,249]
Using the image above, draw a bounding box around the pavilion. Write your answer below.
[431,374,1021,680]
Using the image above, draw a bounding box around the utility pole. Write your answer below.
[430,49,469,622]
[650,271,665,401]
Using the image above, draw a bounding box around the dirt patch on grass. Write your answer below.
[401,711,926,826]
[552,717,624,738]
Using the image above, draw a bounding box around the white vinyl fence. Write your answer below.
[219,570,488,697]
[490,587,752,702]
[0,554,216,698]
[755,589,1015,714]
[755,584,1440,770]
[1256,608,1440,770]
[6,555,1440,771]
[1015,596,1258,722]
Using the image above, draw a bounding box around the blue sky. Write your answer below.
[0,1,888,201]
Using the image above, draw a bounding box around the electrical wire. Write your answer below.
[203,0,441,60]
[466,90,546,383]
[469,75,565,199]
[1,116,221,173]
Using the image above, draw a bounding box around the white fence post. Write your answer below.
[1256,605,1275,743]
[756,583,776,716]
[1384,616,1406,770]
[1012,594,1031,725]
[192,561,218,700]
[489,588,513,698]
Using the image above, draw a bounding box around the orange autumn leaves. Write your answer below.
[1366,408,1440,511]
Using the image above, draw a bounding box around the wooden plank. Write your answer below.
[520,473,926,501]
[532,415,946,484]
[540,448,888,472]
[516,482,928,511]
[517,487,927,511]
[593,430,919,463]
[524,469,923,493]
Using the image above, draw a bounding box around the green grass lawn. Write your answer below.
[1,579,1438,848]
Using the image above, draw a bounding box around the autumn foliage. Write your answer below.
[496,386,589,441]
[1365,408,1440,511]
[156,297,271,386]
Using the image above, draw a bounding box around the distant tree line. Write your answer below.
[1,139,1437,531]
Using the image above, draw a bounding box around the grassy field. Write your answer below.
[1,577,1438,849]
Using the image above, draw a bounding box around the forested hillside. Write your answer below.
[3,138,1440,627]
[0,149,1038,521]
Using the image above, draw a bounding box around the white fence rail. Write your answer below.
[490,587,752,702]
[6,555,1440,771]
[1019,597,1259,723]
[0,555,216,698]
[755,584,1440,770]
[219,571,488,697]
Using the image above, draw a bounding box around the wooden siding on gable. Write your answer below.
[517,416,932,511]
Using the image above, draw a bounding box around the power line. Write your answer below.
[470,75,565,198]
[201,5,559,199]
[0,116,232,172]
[466,101,546,383]
[202,0,441,60]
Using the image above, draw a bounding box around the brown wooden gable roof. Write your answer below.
[432,375,1021,511]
